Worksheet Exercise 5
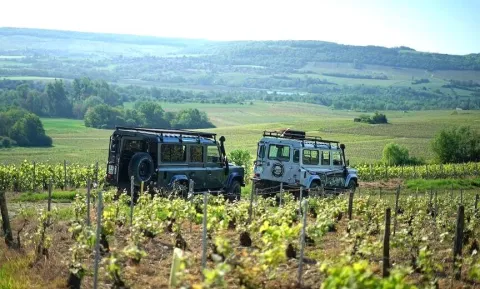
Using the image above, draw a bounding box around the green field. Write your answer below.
[1,101,479,165]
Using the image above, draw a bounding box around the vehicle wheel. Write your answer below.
[309,181,322,197]
[128,152,154,185]
[176,181,189,199]
[227,180,241,202]
[347,179,357,193]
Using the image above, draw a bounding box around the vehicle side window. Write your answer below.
[293,149,299,163]
[207,146,221,163]
[161,144,186,162]
[123,139,145,152]
[302,149,319,165]
[332,151,343,166]
[268,144,290,161]
[321,151,330,166]
[190,145,203,163]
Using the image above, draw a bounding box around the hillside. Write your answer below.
[1,27,480,111]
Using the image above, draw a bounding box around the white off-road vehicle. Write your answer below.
[253,130,358,195]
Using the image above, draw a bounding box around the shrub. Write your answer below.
[0,136,16,148]
[228,149,252,177]
[356,112,388,124]
[431,126,480,163]
[382,143,423,166]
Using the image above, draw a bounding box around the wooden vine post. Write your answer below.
[279,182,283,207]
[453,205,465,281]
[248,186,255,224]
[0,191,14,248]
[475,194,479,216]
[93,191,103,289]
[130,176,134,226]
[383,208,391,277]
[348,190,354,220]
[298,199,308,286]
[201,190,208,278]
[64,160,67,190]
[86,179,91,226]
[393,186,400,236]
[33,161,36,192]
[95,161,99,184]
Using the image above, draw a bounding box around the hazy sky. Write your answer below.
[1,0,479,55]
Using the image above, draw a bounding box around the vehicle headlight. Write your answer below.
[256,166,264,174]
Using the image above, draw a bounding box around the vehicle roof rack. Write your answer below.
[115,126,217,140]
[263,130,339,145]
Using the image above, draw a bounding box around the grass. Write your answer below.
[0,253,33,289]
[405,178,480,191]
[13,191,78,202]
[0,101,480,165]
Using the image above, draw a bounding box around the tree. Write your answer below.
[0,108,52,147]
[135,101,170,128]
[45,79,72,117]
[431,126,480,163]
[171,108,214,129]
[371,112,388,124]
[84,104,125,129]
[228,149,252,176]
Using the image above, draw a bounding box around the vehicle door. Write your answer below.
[205,145,226,190]
[187,144,207,190]
[157,143,187,188]
[285,148,301,184]
[319,150,337,189]
[301,148,320,184]
[330,150,347,189]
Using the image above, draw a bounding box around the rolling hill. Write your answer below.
[1,27,479,111]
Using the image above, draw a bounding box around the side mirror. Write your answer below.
[346,159,350,166]
[224,157,230,175]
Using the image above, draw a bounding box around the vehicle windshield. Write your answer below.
[268,144,290,161]
[257,143,265,158]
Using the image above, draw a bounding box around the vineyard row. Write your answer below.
[0,160,479,192]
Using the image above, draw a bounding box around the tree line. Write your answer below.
[84,102,214,129]
[1,78,479,116]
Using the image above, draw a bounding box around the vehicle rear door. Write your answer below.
[264,143,292,182]
[106,135,120,185]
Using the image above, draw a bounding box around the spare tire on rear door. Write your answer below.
[128,152,154,185]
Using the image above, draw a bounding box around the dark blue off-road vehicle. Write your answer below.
[105,127,245,200]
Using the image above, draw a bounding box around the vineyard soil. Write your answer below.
[1,188,479,288]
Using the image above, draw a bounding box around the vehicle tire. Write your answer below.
[347,179,357,193]
[271,162,284,178]
[309,181,322,197]
[128,152,154,185]
[175,181,188,199]
[227,180,241,202]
